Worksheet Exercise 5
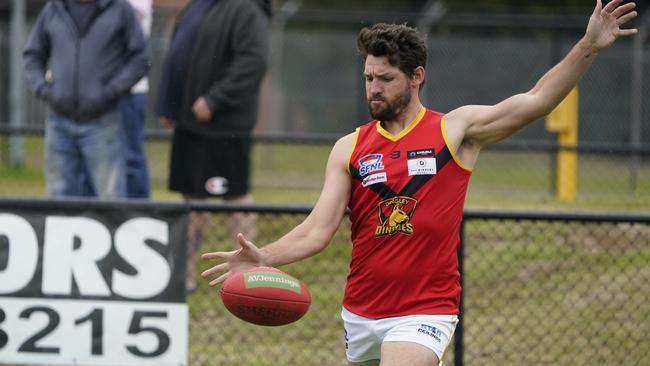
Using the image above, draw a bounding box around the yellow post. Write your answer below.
[545,88,578,201]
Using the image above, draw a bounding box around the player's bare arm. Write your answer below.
[443,0,637,169]
[201,132,355,285]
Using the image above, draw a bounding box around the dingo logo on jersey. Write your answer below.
[358,154,385,176]
[375,196,417,236]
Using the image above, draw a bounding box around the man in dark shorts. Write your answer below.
[156,0,271,291]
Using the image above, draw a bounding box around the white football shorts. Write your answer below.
[341,307,458,366]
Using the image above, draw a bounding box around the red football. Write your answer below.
[220,266,311,326]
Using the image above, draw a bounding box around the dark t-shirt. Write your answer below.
[156,0,219,120]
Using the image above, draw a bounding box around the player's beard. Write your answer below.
[367,85,412,122]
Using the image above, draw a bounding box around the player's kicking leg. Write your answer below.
[342,308,457,366]
[379,342,439,366]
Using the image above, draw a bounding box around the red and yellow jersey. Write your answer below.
[343,107,472,318]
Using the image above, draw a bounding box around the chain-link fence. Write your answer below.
[188,207,350,366]
[459,211,650,366]
[0,201,648,366]
[2,8,650,140]
[186,207,650,366]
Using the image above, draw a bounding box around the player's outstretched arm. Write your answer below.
[445,0,638,156]
[201,133,355,286]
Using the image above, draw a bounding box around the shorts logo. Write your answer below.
[417,324,443,343]
[358,154,384,176]
[375,196,417,236]
[362,172,387,187]
[205,176,229,195]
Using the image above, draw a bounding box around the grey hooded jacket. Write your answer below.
[23,0,149,121]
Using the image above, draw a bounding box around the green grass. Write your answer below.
[2,136,649,211]
[462,220,650,365]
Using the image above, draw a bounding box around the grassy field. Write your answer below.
[461,219,650,365]
[1,136,649,211]
[1,136,649,365]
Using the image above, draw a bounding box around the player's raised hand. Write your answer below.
[201,233,265,286]
[586,0,638,50]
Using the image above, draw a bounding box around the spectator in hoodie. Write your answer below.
[24,0,149,198]
[80,0,153,198]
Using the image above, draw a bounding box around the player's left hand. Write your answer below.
[586,0,638,50]
[201,233,265,286]
[192,97,213,122]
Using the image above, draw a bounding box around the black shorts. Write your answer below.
[169,128,251,198]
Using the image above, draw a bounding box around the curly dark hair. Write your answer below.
[357,23,427,79]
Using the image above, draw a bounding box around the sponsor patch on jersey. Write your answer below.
[205,176,229,195]
[407,149,436,176]
[375,196,418,237]
[362,172,387,187]
[358,153,385,176]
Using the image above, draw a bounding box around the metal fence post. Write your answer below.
[454,219,465,366]
[629,16,648,194]
[9,0,26,167]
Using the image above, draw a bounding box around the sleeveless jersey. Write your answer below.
[343,107,472,318]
